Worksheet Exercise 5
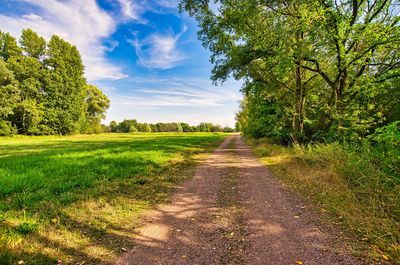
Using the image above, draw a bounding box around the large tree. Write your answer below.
[0,29,110,135]
[7,29,47,134]
[181,0,400,141]
[0,59,19,135]
[43,35,87,135]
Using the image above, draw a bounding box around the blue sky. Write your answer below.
[0,0,242,126]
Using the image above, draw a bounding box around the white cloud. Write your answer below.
[117,0,148,23]
[0,0,126,81]
[129,26,188,69]
[101,76,242,125]
[156,0,180,9]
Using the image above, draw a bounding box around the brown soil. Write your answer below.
[117,135,360,265]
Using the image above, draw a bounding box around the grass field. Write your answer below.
[0,133,226,264]
[249,138,400,264]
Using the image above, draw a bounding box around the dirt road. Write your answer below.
[117,135,359,265]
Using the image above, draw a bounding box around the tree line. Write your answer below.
[0,29,110,136]
[105,119,235,133]
[181,0,400,143]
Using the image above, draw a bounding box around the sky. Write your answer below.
[0,0,242,127]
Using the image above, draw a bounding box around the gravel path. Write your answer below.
[117,135,360,265]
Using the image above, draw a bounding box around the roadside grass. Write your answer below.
[0,133,226,264]
[248,138,400,264]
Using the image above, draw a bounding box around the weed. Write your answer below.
[249,138,400,264]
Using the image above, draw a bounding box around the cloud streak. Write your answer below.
[129,26,188,69]
[104,77,242,126]
[103,76,241,112]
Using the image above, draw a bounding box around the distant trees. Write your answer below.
[106,120,235,133]
[0,29,110,135]
[181,0,400,143]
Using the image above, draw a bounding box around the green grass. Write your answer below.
[249,138,400,264]
[0,133,226,264]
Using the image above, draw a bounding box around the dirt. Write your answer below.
[117,135,360,265]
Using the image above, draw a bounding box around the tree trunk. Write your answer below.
[336,70,347,135]
[293,61,305,143]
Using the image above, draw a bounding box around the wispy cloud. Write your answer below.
[117,0,148,23]
[103,76,242,125]
[0,0,126,81]
[103,76,240,109]
[156,0,180,9]
[129,26,188,69]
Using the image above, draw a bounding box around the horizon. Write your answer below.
[0,0,242,127]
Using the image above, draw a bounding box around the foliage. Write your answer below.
[82,84,110,134]
[0,29,110,135]
[180,0,400,143]
[107,120,235,133]
[0,120,17,136]
[371,121,400,147]
[129,125,138,133]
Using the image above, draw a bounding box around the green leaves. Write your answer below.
[0,28,110,136]
[19,29,46,59]
[182,0,400,143]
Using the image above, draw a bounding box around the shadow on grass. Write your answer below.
[0,134,225,264]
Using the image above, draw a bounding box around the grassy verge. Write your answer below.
[248,138,399,264]
[0,133,226,264]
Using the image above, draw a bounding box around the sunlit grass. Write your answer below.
[249,138,400,264]
[0,133,226,264]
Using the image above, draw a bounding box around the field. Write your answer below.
[249,138,400,263]
[0,133,226,264]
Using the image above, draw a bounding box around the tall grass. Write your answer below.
[0,133,225,264]
[250,138,399,264]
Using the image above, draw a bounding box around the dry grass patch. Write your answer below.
[249,138,400,264]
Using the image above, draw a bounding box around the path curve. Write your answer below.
[117,135,359,265]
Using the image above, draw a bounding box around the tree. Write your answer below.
[0,31,22,61]
[197,122,212,132]
[297,0,400,137]
[110,121,118,132]
[211,124,222,132]
[43,35,86,135]
[180,0,319,141]
[144,123,152,133]
[181,0,400,142]
[8,31,46,134]
[19,29,46,59]
[118,119,138,133]
[129,125,138,133]
[0,29,111,136]
[177,123,183,133]
[0,59,19,135]
[83,84,110,133]
[180,123,191,132]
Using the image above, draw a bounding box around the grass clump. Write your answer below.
[249,138,400,264]
[0,133,226,264]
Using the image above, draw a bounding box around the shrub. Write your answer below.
[0,120,17,136]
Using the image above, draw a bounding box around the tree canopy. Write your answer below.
[0,29,110,135]
[180,0,400,143]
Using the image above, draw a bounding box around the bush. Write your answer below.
[0,120,17,136]
[371,121,400,147]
